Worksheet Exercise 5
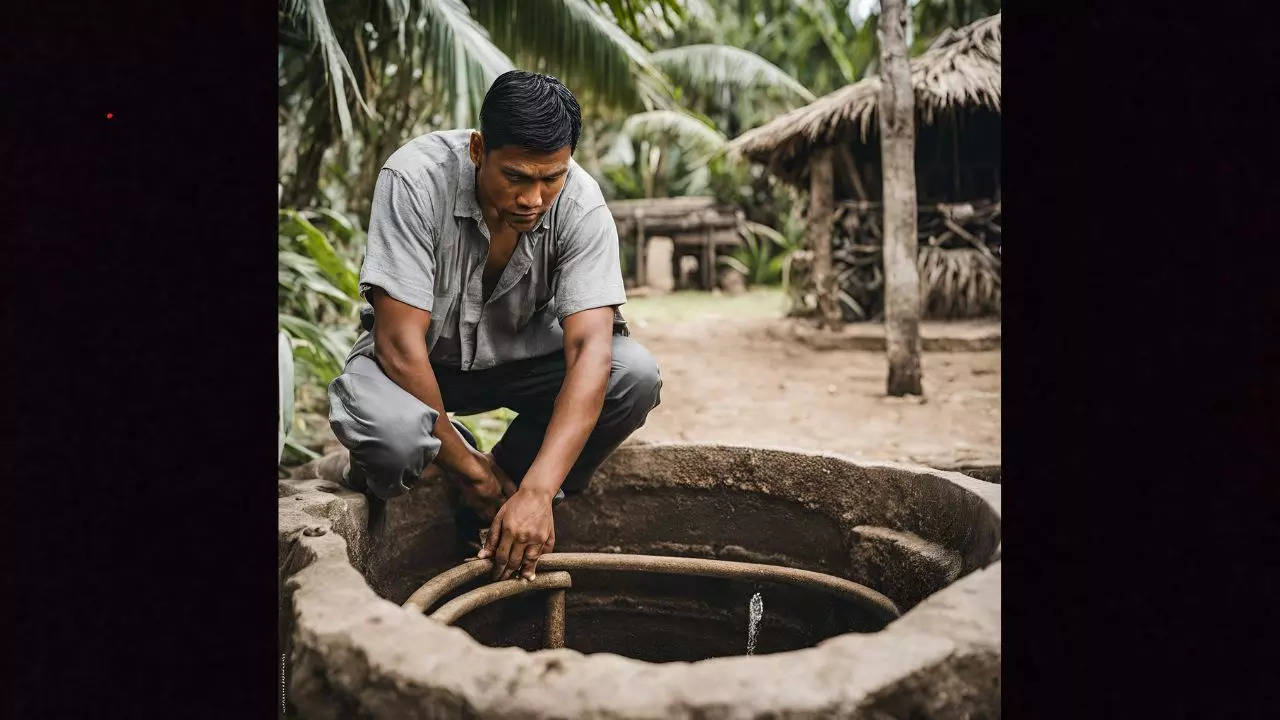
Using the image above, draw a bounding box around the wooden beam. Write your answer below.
[807,146,841,329]
[635,211,647,287]
[702,227,715,290]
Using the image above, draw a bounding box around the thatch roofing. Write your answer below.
[729,13,1000,178]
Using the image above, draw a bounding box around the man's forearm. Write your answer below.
[521,339,612,497]
[374,334,482,477]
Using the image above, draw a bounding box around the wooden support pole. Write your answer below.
[635,212,647,287]
[878,0,923,396]
[702,226,714,290]
[808,147,842,329]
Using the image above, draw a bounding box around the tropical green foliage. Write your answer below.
[279,0,683,215]
[277,205,367,465]
[596,109,728,198]
[719,219,805,287]
[276,0,1002,463]
[278,208,362,385]
[454,408,518,452]
[651,44,815,107]
[475,0,674,112]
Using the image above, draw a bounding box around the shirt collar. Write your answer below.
[452,146,483,223]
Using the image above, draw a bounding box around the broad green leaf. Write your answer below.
[281,210,360,301]
[303,207,359,243]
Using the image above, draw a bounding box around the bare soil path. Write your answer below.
[622,290,1000,471]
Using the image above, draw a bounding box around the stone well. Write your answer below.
[278,443,1001,719]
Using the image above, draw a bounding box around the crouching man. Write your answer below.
[322,70,661,585]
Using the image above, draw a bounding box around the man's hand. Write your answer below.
[478,486,556,581]
[448,450,517,524]
[471,306,612,581]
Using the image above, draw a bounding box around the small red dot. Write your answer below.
[106,113,114,119]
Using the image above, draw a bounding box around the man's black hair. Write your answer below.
[478,70,582,153]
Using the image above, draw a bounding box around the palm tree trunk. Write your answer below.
[284,89,333,209]
[877,0,923,396]
[808,147,842,329]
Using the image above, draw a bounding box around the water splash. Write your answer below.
[746,592,764,655]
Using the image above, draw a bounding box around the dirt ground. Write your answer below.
[622,290,1000,471]
[296,289,1000,475]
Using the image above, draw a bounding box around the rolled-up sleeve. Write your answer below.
[359,169,436,312]
[552,204,627,321]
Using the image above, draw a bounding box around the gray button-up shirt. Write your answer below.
[346,129,628,371]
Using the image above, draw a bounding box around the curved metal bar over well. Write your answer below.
[403,558,491,613]
[404,552,901,625]
[539,553,901,623]
[428,571,574,625]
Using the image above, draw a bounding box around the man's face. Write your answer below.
[470,132,572,232]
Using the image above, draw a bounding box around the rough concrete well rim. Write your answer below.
[621,441,1001,519]
[281,442,1001,717]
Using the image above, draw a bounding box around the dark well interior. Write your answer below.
[342,447,1000,663]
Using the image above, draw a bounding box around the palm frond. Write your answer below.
[652,45,816,108]
[285,0,378,137]
[617,110,727,157]
[421,0,516,128]
[796,0,856,84]
[475,0,673,112]
[382,0,412,53]
[600,129,637,166]
[591,0,687,39]
[628,0,709,40]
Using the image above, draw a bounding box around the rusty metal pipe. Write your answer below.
[429,571,573,625]
[545,589,566,649]
[405,553,900,623]
[536,552,901,623]
[402,558,490,613]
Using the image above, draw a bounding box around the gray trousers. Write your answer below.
[327,335,662,500]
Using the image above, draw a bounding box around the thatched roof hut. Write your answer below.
[731,14,1002,322]
[730,13,1000,203]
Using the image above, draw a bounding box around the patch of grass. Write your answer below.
[453,408,518,452]
[621,287,787,326]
